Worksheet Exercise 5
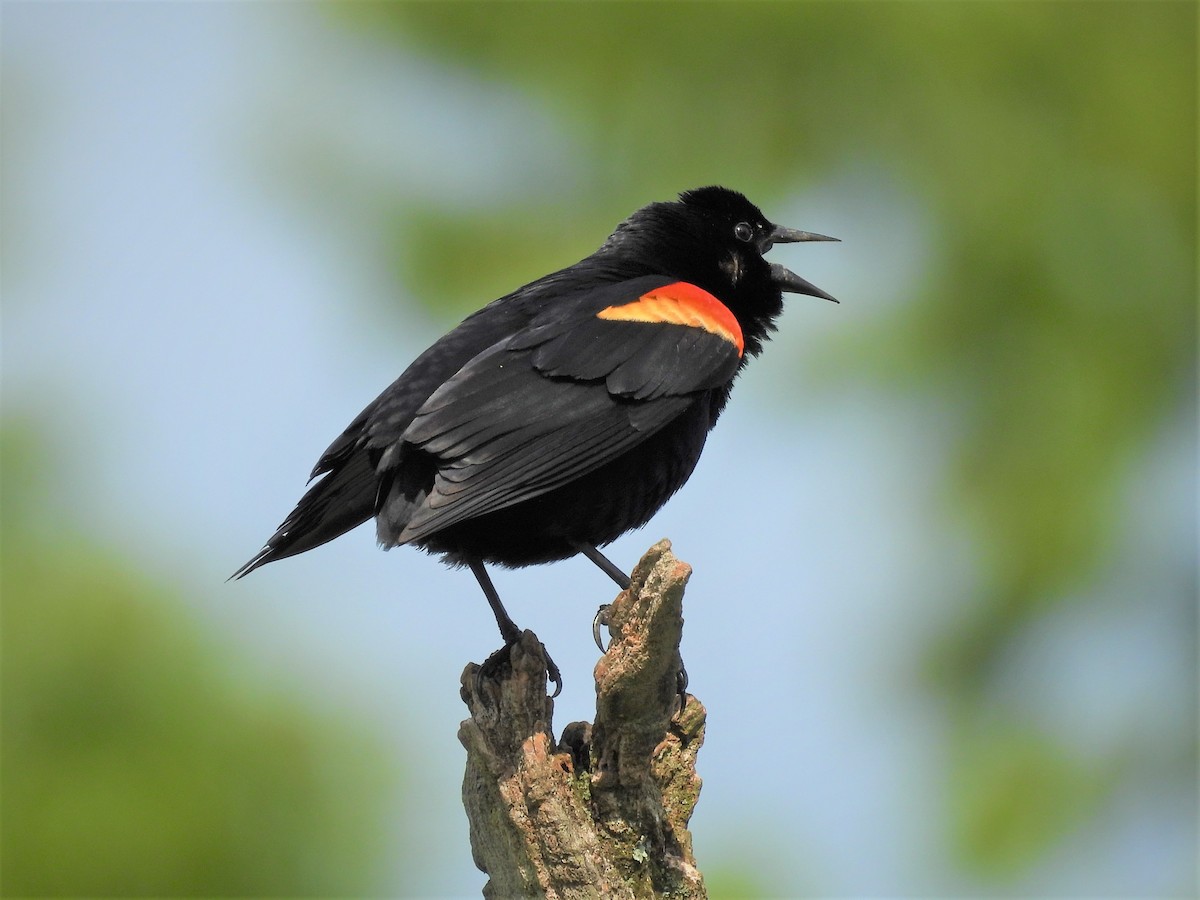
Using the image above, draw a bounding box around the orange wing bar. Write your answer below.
[596,282,743,356]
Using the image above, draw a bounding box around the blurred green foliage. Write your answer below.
[1,425,400,896]
[704,866,774,900]
[334,0,1196,883]
[947,723,1110,876]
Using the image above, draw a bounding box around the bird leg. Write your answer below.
[468,558,562,697]
[573,542,631,590]
[468,557,521,643]
[571,542,631,652]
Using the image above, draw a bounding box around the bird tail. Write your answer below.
[230,452,377,580]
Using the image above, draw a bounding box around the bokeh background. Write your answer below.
[2,3,1195,897]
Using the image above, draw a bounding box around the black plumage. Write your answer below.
[234,186,836,671]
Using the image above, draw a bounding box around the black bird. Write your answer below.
[234,187,836,686]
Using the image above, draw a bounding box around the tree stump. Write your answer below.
[458,539,707,899]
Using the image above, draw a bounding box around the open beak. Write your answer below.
[763,224,839,303]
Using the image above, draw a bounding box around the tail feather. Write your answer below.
[231,452,377,579]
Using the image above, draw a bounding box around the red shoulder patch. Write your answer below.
[596,282,744,355]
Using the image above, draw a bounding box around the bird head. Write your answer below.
[600,186,838,355]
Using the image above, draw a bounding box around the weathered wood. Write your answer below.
[459,539,707,899]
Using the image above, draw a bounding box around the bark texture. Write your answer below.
[459,539,706,899]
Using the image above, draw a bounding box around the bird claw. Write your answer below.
[473,636,563,699]
[546,649,563,698]
[592,603,612,652]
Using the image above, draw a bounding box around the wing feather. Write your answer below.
[382,277,740,543]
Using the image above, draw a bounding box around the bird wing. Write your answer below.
[389,276,744,542]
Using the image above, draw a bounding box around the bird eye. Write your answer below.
[733,222,754,242]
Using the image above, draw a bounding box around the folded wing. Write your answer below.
[383,276,744,543]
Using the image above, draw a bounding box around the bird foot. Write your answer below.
[474,633,563,700]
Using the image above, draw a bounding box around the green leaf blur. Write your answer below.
[1,426,400,896]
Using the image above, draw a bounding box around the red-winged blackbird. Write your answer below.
[234,186,836,680]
